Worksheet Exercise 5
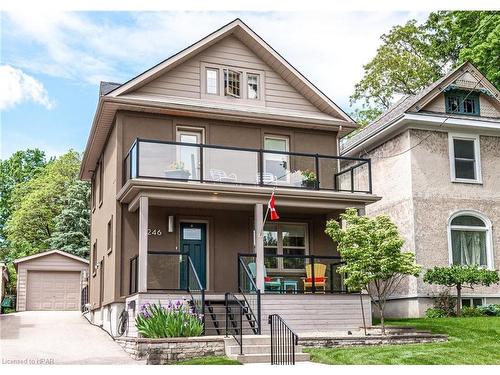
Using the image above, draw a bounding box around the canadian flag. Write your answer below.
[268,192,280,221]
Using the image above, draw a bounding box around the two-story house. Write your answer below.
[341,62,500,318]
[80,19,379,336]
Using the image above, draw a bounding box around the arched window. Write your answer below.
[448,211,493,268]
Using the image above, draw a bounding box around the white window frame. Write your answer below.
[224,68,242,98]
[264,222,309,273]
[205,68,219,95]
[447,210,494,270]
[448,133,482,184]
[247,73,260,100]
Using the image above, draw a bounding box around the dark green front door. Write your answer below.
[180,223,207,289]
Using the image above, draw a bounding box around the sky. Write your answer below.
[0,11,429,159]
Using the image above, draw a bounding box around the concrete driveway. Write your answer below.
[0,311,140,365]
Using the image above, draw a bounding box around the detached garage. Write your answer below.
[14,250,89,311]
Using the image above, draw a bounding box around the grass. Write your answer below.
[171,356,241,365]
[306,317,500,365]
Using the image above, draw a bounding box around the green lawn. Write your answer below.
[306,317,500,365]
[171,356,241,365]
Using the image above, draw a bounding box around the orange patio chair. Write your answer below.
[302,263,327,293]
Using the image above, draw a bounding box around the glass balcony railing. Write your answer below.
[238,253,349,294]
[124,138,372,194]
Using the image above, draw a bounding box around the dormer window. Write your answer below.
[224,68,241,97]
[445,90,480,116]
[206,68,218,95]
[247,73,259,99]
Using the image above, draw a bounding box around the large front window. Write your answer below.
[264,222,308,271]
[449,212,492,268]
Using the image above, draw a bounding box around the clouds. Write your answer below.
[2,11,429,109]
[0,65,54,110]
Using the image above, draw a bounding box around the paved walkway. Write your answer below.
[0,311,140,365]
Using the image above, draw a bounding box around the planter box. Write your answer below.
[165,170,190,180]
[116,336,225,363]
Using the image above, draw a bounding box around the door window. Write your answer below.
[264,136,289,183]
[176,129,203,180]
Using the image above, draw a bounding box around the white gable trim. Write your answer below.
[106,18,352,122]
[14,250,89,265]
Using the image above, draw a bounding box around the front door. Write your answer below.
[180,223,207,289]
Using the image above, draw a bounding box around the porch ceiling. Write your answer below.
[118,178,380,213]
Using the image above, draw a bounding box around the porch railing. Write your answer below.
[238,257,261,334]
[238,253,347,294]
[131,251,205,330]
[123,138,372,194]
[225,292,247,355]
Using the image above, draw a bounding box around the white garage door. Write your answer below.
[27,271,81,311]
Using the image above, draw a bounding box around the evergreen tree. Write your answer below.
[50,180,91,258]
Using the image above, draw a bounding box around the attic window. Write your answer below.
[445,90,480,116]
[247,73,259,99]
[224,68,241,97]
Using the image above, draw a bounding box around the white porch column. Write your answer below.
[138,196,149,293]
[254,203,265,291]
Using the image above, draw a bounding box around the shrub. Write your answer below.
[135,300,204,338]
[478,304,500,317]
[425,307,447,318]
[460,306,484,317]
[431,290,456,317]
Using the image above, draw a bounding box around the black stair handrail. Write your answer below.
[225,292,247,355]
[268,314,299,365]
[238,257,261,334]
[186,255,206,333]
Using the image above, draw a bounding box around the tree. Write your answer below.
[424,265,499,316]
[351,11,500,123]
[0,149,47,244]
[50,180,91,258]
[5,150,81,256]
[325,208,421,334]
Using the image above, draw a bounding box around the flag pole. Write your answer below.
[260,186,275,237]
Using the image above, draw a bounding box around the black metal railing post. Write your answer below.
[259,149,264,186]
[199,145,204,183]
[367,159,373,194]
[315,154,320,190]
[225,292,229,338]
[257,289,261,334]
[311,255,316,294]
[350,168,355,193]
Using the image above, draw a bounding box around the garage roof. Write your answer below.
[14,250,89,270]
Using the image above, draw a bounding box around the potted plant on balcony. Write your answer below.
[301,169,317,188]
[165,161,191,180]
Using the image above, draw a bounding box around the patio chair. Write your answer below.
[247,262,281,292]
[209,169,237,183]
[302,263,327,293]
[256,172,277,185]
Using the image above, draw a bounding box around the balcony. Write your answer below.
[124,138,372,194]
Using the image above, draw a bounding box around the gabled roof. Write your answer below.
[14,250,89,269]
[99,81,121,96]
[341,62,500,155]
[106,18,352,122]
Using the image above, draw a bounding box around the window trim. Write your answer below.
[92,240,98,277]
[447,210,494,270]
[448,133,482,184]
[98,157,104,207]
[263,221,309,273]
[107,216,113,255]
[247,72,260,100]
[445,90,480,116]
[264,135,290,183]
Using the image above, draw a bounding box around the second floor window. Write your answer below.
[449,133,481,183]
[224,68,241,97]
[445,90,480,116]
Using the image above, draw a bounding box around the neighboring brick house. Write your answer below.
[341,62,500,318]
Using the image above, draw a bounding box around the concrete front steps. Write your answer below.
[224,335,310,364]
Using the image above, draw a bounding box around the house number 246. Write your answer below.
[147,229,162,236]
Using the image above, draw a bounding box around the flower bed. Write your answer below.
[135,300,203,338]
